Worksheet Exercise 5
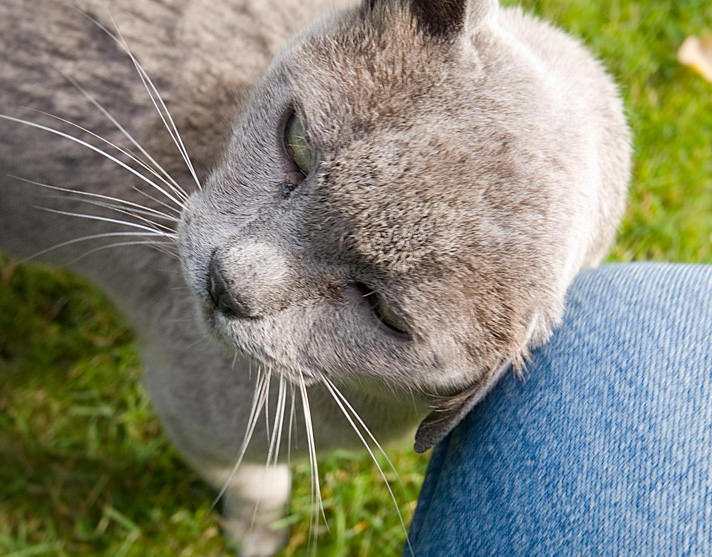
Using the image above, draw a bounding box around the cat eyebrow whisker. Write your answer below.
[321,377,414,557]
[0,114,184,208]
[51,69,191,202]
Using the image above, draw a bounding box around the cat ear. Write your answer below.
[414,355,511,453]
[365,0,498,38]
[407,0,469,37]
[413,379,487,453]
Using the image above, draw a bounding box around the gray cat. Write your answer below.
[0,0,631,554]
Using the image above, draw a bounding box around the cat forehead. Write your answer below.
[281,7,473,136]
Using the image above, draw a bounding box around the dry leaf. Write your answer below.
[678,35,712,83]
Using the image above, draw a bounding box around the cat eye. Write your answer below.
[283,110,313,178]
[373,296,409,336]
[357,284,410,337]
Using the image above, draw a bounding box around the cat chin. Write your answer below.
[200,308,321,387]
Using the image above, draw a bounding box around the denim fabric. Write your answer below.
[407,264,712,556]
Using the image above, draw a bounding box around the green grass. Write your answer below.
[2,1,711,555]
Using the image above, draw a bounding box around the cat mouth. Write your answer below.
[200,304,320,385]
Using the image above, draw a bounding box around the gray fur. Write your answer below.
[0,0,630,553]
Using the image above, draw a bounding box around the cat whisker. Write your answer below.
[323,377,404,488]
[76,9,201,192]
[0,114,184,208]
[34,206,176,239]
[62,198,176,234]
[52,69,191,201]
[37,194,176,236]
[17,231,165,265]
[287,383,296,466]
[10,175,179,222]
[270,375,287,467]
[265,373,279,466]
[322,376,414,557]
[108,17,202,192]
[68,239,178,265]
[211,366,270,509]
[31,106,188,204]
[264,367,272,447]
[132,186,182,217]
[298,370,328,554]
[247,374,289,538]
[298,374,317,554]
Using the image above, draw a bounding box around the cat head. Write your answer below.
[178,0,574,451]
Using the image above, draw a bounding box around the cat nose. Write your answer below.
[208,255,254,318]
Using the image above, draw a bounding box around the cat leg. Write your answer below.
[211,463,292,556]
[140,343,293,555]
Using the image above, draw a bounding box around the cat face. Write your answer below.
[177,0,620,450]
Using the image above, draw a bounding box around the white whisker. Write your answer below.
[324,378,404,489]
[107,17,202,191]
[287,383,296,466]
[31,106,188,203]
[322,377,414,557]
[0,114,184,208]
[266,374,279,465]
[10,175,178,222]
[298,370,328,554]
[248,374,288,538]
[37,193,176,236]
[18,231,164,265]
[132,186,182,217]
[35,206,175,238]
[57,197,177,234]
[75,9,201,191]
[211,366,270,508]
[267,375,287,467]
[52,69,191,200]
[264,368,272,446]
[68,239,177,264]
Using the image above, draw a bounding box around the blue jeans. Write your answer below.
[408,264,712,556]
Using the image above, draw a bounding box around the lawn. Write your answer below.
[1,1,711,555]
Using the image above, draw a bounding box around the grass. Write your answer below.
[1,0,711,555]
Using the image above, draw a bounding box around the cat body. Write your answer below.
[0,0,630,553]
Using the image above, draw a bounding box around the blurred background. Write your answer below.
[1,0,711,555]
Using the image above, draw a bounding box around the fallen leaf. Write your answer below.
[678,36,712,83]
